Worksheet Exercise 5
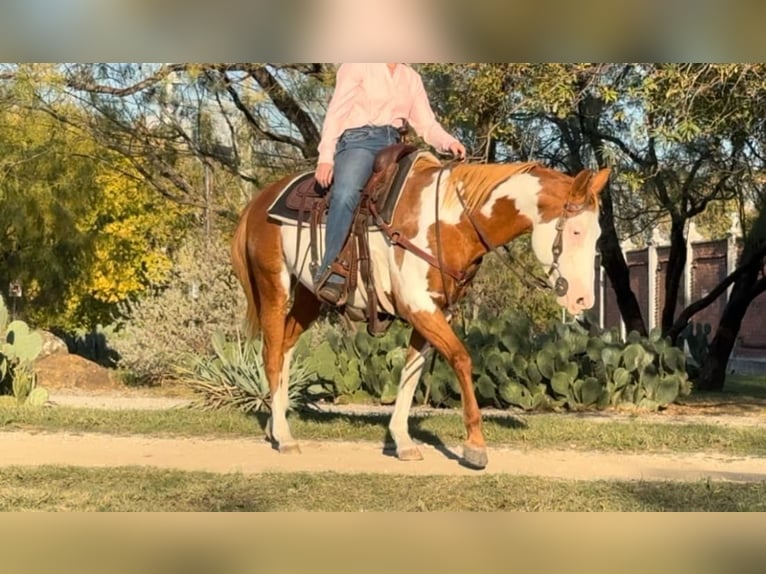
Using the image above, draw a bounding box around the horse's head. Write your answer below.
[531,168,610,316]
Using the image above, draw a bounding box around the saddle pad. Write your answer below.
[266,150,431,227]
[267,172,323,224]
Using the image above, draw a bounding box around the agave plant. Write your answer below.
[182,330,330,413]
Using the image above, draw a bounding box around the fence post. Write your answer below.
[647,241,657,332]
[684,234,694,310]
[726,231,737,300]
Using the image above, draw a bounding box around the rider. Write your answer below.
[313,62,466,305]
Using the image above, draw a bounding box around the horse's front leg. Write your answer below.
[389,331,430,461]
[406,309,487,469]
[269,283,322,453]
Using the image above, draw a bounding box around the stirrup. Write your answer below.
[316,281,347,306]
[313,270,347,306]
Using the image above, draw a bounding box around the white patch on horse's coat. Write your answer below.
[480,173,542,223]
[392,174,464,313]
[531,219,559,267]
[278,224,396,314]
[557,209,601,312]
[537,209,601,314]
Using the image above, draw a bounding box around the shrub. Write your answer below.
[462,238,560,331]
[424,311,692,411]
[677,322,711,379]
[110,231,245,384]
[308,319,412,404]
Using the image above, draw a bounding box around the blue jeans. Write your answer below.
[315,125,400,284]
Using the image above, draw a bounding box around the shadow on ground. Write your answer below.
[251,408,528,467]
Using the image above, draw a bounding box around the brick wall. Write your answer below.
[690,240,728,331]
[596,238,766,358]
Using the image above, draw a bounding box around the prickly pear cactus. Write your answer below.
[0,295,47,406]
[3,320,43,363]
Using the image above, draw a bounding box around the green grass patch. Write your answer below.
[2,404,765,456]
[0,465,764,511]
[722,373,766,398]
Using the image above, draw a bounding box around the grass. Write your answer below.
[719,372,766,398]
[2,402,766,456]
[1,465,765,511]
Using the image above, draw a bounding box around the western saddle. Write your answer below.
[282,143,419,335]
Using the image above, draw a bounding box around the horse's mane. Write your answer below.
[414,155,539,213]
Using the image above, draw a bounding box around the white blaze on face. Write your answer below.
[553,210,601,314]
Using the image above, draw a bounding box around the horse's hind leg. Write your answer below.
[268,282,322,454]
[389,330,430,461]
[256,266,300,453]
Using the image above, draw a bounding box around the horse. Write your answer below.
[231,152,609,469]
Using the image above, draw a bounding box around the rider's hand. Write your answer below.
[448,141,466,160]
[316,162,334,188]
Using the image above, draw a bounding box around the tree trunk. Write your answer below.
[597,186,648,336]
[697,267,760,391]
[660,219,687,334]
[579,97,647,337]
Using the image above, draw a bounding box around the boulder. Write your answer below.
[38,330,69,359]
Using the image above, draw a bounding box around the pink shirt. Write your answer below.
[317,63,459,166]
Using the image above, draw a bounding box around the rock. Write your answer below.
[38,330,69,359]
[33,353,121,393]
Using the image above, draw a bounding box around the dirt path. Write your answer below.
[0,391,760,483]
[2,430,765,482]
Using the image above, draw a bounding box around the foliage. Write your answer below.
[460,237,560,332]
[0,296,47,405]
[182,330,331,413]
[305,310,692,412]
[308,320,412,404]
[0,103,97,329]
[57,158,192,329]
[426,312,691,411]
[110,231,244,384]
[677,322,711,378]
[0,99,191,331]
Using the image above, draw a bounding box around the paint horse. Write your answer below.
[231,152,609,469]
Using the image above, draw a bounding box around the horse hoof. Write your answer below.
[462,443,488,469]
[397,446,424,461]
[279,442,302,454]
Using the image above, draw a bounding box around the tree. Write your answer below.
[20,63,335,224]
[0,94,191,329]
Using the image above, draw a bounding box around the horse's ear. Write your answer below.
[571,170,593,202]
[588,168,611,197]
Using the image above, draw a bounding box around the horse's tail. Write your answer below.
[231,203,261,338]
